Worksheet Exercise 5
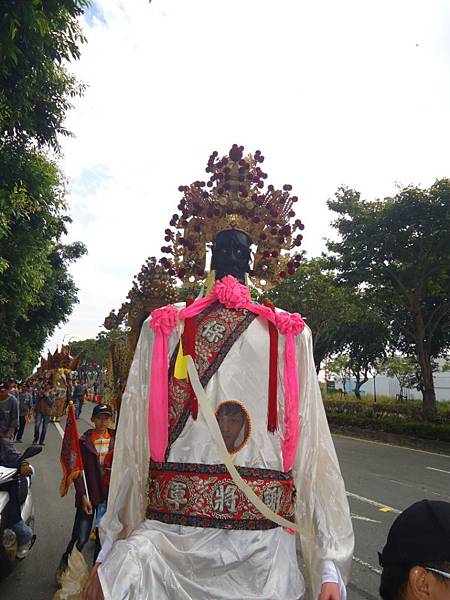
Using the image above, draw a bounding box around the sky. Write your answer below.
[47,0,450,352]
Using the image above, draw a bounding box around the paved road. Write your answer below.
[1,411,449,600]
[334,434,450,600]
[0,403,95,600]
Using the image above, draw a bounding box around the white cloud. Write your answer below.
[47,0,450,351]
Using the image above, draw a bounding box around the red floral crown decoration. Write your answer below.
[160,144,304,289]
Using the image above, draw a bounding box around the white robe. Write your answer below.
[98,308,354,600]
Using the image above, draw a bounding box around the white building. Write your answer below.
[326,364,450,402]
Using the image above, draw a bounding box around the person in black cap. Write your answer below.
[56,404,115,585]
[379,499,450,600]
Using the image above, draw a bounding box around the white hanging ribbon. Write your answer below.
[187,356,300,533]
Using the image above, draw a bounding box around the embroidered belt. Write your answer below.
[146,461,296,530]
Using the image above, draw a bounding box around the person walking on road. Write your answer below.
[56,403,115,584]
[73,380,84,420]
[379,499,450,600]
[33,382,54,446]
[15,383,32,442]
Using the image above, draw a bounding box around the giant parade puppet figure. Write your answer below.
[82,145,354,600]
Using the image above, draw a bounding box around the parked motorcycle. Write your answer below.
[0,445,42,580]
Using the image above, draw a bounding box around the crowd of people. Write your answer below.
[0,376,111,571]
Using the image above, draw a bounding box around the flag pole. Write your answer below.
[82,469,91,505]
[68,400,90,504]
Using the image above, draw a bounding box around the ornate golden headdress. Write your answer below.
[103,256,178,410]
[160,144,304,289]
[104,256,178,348]
[39,346,76,372]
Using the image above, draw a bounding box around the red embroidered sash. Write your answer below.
[166,302,257,459]
[146,461,296,530]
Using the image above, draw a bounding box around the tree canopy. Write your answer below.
[270,256,388,394]
[269,256,351,372]
[0,0,89,379]
[69,331,124,369]
[0,0,89,149]
[327,180,450,418]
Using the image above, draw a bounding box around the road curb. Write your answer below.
[331,425,450,456]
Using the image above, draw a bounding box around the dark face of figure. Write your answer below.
[210,230,252,283]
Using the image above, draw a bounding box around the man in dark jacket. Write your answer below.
[15,383,32,442]
[33,382,55,445]
[57,404,115,582]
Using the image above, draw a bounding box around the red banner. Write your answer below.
[59,402,84,497]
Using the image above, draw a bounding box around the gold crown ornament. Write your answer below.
[160,144,304,290]
[104,256,178,349]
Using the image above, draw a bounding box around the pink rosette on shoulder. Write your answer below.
[213,275,251,309]
[151,305,178,335]
[275,311,305,336]
[149,305,179,461]
[275,311,305,471]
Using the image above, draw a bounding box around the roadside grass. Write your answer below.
[321,391,450,443]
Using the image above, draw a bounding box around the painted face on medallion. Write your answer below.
[216,401,250,453]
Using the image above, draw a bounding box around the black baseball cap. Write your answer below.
[379,500,450,567]
[0,381,8,391]
[92,404,113,418]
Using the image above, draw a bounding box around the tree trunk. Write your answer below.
[414,311,437,420]
[354,376,368,400]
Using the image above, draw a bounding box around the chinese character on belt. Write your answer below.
[263,485,282,512]
[167,480,188,510]
[214,483,239,513]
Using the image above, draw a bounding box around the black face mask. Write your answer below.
[211,230,252,284]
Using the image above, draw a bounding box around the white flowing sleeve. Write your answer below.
[98,314,181,560]
[293,325,354,600]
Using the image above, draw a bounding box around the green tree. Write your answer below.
[269,256,350,372]
[0,1,90,378]
[0,0,89,149]
[339,294,388,399]
[327,355,351,394]
[69,331,120,369]
[382,356,417,400]
[0,147,87,378]
[70,330,130,364]
[328,181,450,419]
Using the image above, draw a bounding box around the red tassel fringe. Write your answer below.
[183,297,198,419]
[263,299,278,432]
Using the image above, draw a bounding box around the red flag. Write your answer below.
[60,402,84,497]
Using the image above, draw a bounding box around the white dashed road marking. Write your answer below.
[347,492,401,514]
[426,466,450,475]
[54,422,65,439]
[351,513,381,524]
[352,556,382,576]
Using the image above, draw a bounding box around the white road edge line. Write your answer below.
[352,555,382,575]
[347,491,401,514]
[426,466,450,475]
[333,433,450,459]
[351,513,381,523]
[54,422,65,439]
